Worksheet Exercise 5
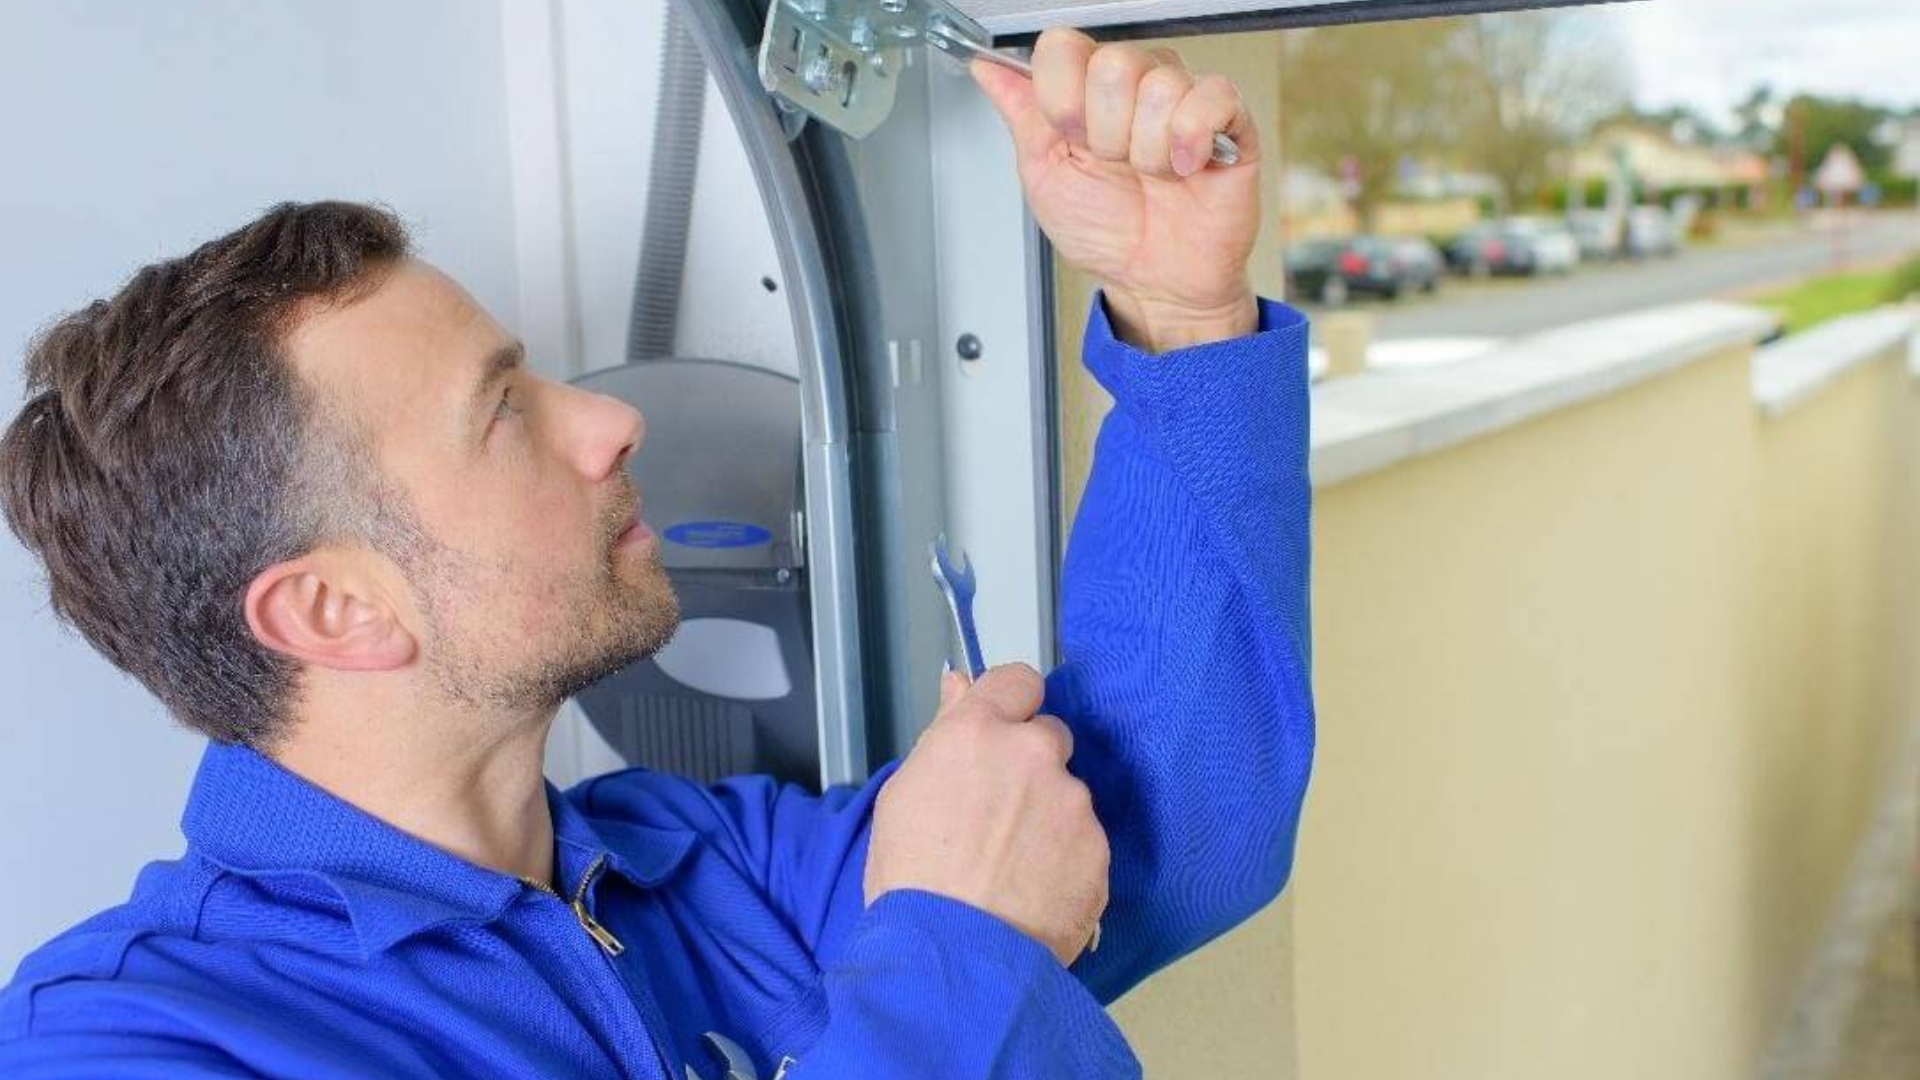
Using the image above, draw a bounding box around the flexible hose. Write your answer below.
[627,0,707,362]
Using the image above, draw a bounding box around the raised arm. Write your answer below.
[970,30,1314,1002]
[1049,290,1314,1002]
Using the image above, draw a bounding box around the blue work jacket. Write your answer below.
[1,294,1315,1079]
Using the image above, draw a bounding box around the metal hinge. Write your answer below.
[756,0,993,139]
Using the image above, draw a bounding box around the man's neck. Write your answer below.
[271,684,559,889]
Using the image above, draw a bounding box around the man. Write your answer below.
[0,30,1312,1080]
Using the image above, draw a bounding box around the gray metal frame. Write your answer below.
[677,0,872,787]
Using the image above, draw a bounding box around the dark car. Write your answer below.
[1284,235,1440,305]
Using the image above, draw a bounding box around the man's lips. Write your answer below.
[613,504,654,549]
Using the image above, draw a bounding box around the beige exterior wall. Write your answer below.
[1749,354,1920,1018]
[1061,302,1916,1076]
[1296,344,1782,1078]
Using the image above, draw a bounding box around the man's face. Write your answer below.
[286,259,678,711]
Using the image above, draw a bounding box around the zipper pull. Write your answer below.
[571,898,626,957]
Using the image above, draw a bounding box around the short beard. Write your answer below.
[350,471,681,716]
[418,542,681,716]
[513,558,681,708]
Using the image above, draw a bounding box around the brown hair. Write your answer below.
[0,201,411,747]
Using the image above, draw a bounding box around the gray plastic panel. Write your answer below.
[573,358,804,574]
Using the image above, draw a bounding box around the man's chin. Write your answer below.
[542,602,681,707]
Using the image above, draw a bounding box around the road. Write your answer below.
[1295,212,1920,342]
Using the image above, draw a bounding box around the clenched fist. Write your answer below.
[972,29,1263,353]
[864,664,1110,966]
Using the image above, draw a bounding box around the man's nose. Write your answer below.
[557,382,644,482]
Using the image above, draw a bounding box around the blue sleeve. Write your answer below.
[584,770,1142,1077]
[1051,292,1316,1004]
[0,1034,263,1079]
[782,890,1138,1078]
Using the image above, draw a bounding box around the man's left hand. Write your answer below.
[972,29,1262,354]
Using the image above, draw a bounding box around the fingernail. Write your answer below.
[1171,146,1196,177]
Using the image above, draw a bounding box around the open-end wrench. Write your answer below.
[930,533,986,681]
[684,1031,759,1080]
[930,532,1101,955]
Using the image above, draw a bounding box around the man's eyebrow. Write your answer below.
[469,340,526,419]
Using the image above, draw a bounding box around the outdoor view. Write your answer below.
[1269,0,1920,374]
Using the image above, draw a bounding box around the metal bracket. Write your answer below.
[757,0,993,139]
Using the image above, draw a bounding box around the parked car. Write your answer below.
[1388,237,1445,293]
[1566,209,1624,261]
[1446,218,1580,277]
[1284,235,1439,305]
[1625,205,1680,259]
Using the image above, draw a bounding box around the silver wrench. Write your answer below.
[684,1031,759,1080]
[931,532,1101,956]
[930,533,986,681]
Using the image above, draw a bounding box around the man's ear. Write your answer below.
[243,552,416,672]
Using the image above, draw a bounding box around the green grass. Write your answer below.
[1755,267,1900,335]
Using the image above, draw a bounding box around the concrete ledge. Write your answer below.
[1308,302,1777,489]
[1752,306,1920,419]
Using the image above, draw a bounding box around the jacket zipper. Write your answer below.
[521,853,626,957]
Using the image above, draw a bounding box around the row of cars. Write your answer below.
[1284,206,1685,305]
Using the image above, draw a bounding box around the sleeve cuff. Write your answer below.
[1086,290,1305,362]
[853,889,1067,986]
[799,889,1139,1079]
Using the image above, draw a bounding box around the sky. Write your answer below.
[1600,0,1920,126]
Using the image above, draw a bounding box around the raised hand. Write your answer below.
[971,29,1263,353]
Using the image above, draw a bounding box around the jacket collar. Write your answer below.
[181,741,694,957]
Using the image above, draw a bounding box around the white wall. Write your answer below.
[0,0,800,977]
[551,0,797,378]
[0,0,523,974]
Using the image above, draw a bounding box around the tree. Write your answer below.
[1278,20,1467,229]
[1777,95,1894,179]
[1454,11,1630,212]
[1732,84,1780,152]
[1278,12,1628,225]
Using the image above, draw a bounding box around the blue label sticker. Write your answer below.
[663,521,774,549]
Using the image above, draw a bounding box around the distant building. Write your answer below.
[1572,120,1755,195]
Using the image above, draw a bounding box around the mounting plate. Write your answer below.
[757,0,994,139]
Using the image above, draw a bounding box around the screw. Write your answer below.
[802,51,840,95]
[850,17,875,52]
[761,276,779,293]
[956,333,983,361]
